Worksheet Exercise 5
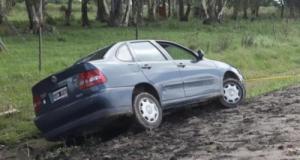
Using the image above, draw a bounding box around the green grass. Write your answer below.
[1,3,300,145]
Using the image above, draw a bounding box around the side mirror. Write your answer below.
[196,50,204,61]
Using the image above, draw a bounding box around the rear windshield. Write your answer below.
[75,45,112,64]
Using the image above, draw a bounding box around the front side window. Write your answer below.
[116,45,133,62]
[130,42,166,62]
[158,42,196,61]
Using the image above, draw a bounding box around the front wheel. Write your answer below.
[219,78,246,108]
[133,92,162,129]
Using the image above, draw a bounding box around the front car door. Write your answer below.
[128,41,185,103]
[157,41,221,99]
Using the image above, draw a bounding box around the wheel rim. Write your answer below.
[223,82,242,104]
[138,97,159,123]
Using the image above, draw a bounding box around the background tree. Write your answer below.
[95,0,109,22]
[0,0,16,24]
[109,0,132,27]
[64,0,72,26]
[132,0,144,25]
[81,0,90,27]
[148,0,158,21]
[178,0,191,21]
[24,0,47,33]
[201,0,227,24]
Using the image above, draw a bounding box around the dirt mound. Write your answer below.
[2,85,300,160]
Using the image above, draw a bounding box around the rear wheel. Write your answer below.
[219,78,245,108]
[133,92,162,129]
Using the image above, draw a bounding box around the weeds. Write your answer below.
[241,34,256,48]
[215,35,232,53]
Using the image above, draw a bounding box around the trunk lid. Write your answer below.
[32,63,97,115]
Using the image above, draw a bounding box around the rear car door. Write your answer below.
[157,42,221,98]
[128,41,185,102]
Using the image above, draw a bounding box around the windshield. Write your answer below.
[75,45,112,64]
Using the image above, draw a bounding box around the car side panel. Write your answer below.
[136,61,185,101]
[173,60,222,98]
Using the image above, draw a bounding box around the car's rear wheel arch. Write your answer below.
[132,83,161,105]
[223,71,239,81]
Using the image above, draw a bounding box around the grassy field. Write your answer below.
[1,3,300,145]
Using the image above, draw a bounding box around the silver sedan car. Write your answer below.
[32,40,246,140]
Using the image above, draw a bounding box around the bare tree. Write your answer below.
[109,0,132,27]
[81,0,89,27]
[0,0,16,24]
[25,0,46,33]
[178,0,191,21]
[132,0,143,24]
[148,0,157,21]
[65,0,72,26]
[242,0,249,19]
[201,0,227,24]
[250,0,261,20]
[96,0,109,22]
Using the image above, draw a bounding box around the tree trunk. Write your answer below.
[242,0,248,19]
[25,0,34,29]
[109,0,123,26]
[250,0,260,20]
[132,0,143,25]
[168,0,171,17]
[231,0,240,20]
[24,0,48,33]
[96,0,109,22]
[121,0,132,26]
[202,0,227,24]
[65,0,72,26]
[0,0,3,24]
[287,0,295,18]
[178,0,184,21]
[280,1,284,18]
[217,0,227,22]
[148,0,157,21]
[81,0,89,27]
[158,0,167,18]
[184,0,191,21]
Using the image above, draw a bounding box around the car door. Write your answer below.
[157,41,221,98]
[128,41,185,102]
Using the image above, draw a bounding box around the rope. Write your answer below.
[246,74,300,82]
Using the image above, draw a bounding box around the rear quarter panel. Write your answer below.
[89,61,149,110]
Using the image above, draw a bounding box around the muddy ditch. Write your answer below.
[1,85,300,160]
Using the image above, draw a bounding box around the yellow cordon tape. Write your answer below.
[246,74,300,82]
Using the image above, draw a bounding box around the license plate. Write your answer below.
[52,87,68,102]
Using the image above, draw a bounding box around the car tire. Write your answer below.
[219,78,246,108]
[133,92,162,129]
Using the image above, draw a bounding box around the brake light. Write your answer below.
[79,69,107,90]
[33,96,41,113]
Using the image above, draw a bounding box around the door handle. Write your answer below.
[177,63,186,68]
[141,64,152,70]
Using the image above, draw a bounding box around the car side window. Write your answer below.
[116,45,133,62]
[130,42,166,62]
[159,42,197,61]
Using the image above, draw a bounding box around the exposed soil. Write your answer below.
[2,85,300,160]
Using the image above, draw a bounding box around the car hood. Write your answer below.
[204,58,231,69]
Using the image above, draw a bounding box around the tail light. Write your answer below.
[79,69,107,90]
[33,95,41,113]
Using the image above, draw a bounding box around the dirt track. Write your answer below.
[2,85,300,160]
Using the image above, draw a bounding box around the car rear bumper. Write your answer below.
[34,88,133,141]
